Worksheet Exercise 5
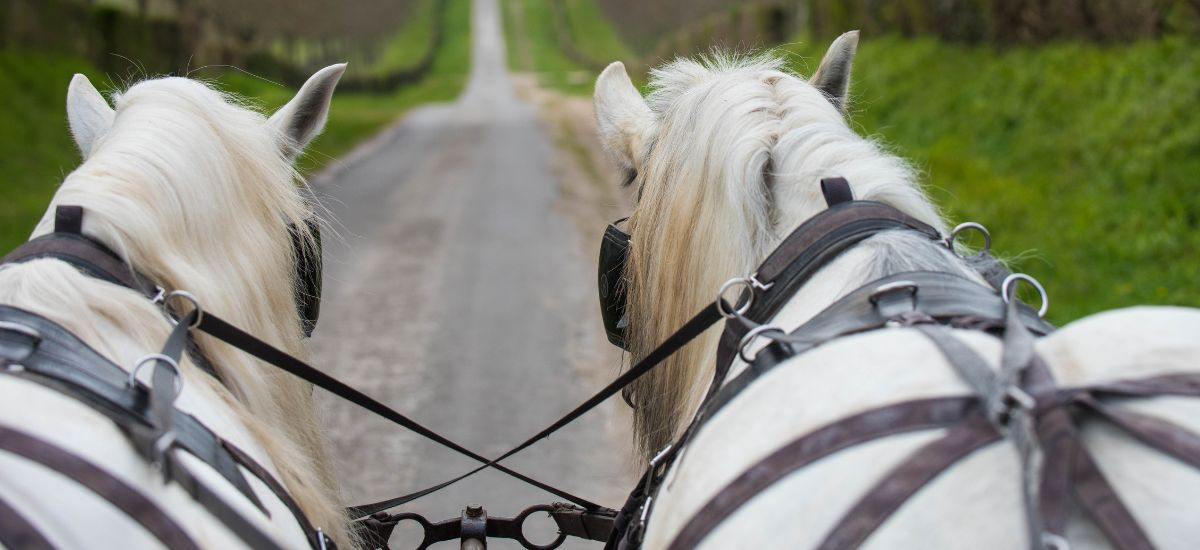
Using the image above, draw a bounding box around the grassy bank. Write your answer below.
[0,0,470,253]
[784,36,1200,322]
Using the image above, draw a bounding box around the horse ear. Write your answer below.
[594,61,655,182]
[810,30,859,112]
[67,74,114,158]
[268,63,347,160]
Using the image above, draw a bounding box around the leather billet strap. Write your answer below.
[0,424,202,550]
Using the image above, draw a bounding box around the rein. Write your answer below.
[0,183,1006,548]
[7,177,1184,549]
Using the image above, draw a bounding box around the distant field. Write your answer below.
[508,8,1199,323]
[0,0,470,253]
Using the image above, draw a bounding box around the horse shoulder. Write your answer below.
[645,328,1014,548]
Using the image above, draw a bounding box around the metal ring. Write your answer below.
[716,278,755,319]
[163,290,203,329]
[947,222,992,257]
[738,324,785,363]
[513,504,566,550]
[1001,273,1049,318]
[129,353,184,396]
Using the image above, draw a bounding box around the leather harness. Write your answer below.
[0,207,333,549]
[5,184,1199,549]
[605,178,1200,549]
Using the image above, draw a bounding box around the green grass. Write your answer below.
[560,0,636,66]
[502,0,636,94]
[780,36,1200,322]
[0,52,107,251]
[0,0,471,253]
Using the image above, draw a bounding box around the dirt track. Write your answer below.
[307,0,636,546]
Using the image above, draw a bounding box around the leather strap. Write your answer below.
[715,201,944,375]
[0,424,202,550]
[0,306,264,510]
[347,302,724,517]
[1,232,158,298]
[222,441,326,546]
[0,493,57,550]
[54,205,83,235]
[817,416,1000,549]
[1070,435,1154,550]
[706,272,1052,420]
[820,177,854,207]
[665,397,980,550]
[1080,397,1200,470]
[755,202,940,286]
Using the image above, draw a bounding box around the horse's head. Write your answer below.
[50,65,345,343]
[594,33,950,457]
[19,65,354,546]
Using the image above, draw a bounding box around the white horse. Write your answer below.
[0,65,354,548]
[594,32,1200,548]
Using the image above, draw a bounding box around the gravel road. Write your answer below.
[307,0,636,547]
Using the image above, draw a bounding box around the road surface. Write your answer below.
[308,0,635,547]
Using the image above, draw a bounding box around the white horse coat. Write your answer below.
[0,65,353,548]
[594,33,1200,549]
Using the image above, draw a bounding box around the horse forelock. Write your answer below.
[9,76,350,546]
[624,53,956,459]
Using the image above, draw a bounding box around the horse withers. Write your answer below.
[594,32,1200,549]
[0,65,352,548]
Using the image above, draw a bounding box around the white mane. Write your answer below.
[0,74,349,546]
[600,51,979,457]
